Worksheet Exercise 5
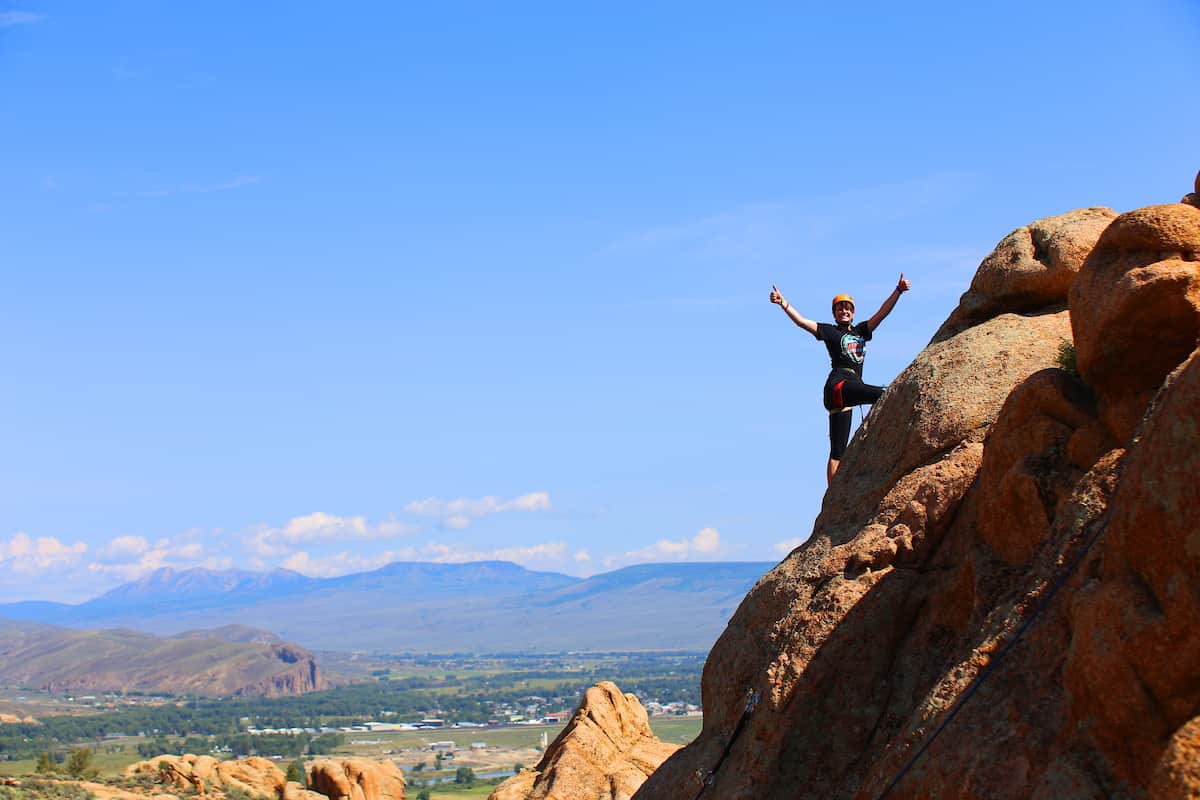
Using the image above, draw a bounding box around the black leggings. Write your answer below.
[823,373,883,460]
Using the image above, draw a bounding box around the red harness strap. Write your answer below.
[832,379,846,409]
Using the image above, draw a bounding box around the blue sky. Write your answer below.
[1,1,1197,602]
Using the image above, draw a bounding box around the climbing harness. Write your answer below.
[691,687,761,800]
[873,514,1113,799]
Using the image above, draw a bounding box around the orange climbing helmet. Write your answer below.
[831,293,855,311]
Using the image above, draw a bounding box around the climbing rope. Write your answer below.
[691,687,761,800]
[873,514,1113,799]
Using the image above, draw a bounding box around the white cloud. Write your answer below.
[87,537,220,581]
[99,535,151,559]
[606,527,724,568]
[0,532,88,574]
[491,542,568,563]
[573,550,591,563]
[774,537,806,555]
[404,492,552,529]
[0,11,44,26]
[285,512,367,540]
[375,519,409,537]
[280,539,578,579]
[412,541,568,565]
[693,527,720,553]
[173,542,204,559]
[247,512,413,557]
[280,549,403,578]
[0,529,233,601]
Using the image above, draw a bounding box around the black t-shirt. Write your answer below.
[814,321,872,378]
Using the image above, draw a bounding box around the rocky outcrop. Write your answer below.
[122,756,400,800]
[635,193,1200,799]
[489,682,678,800]
[1068,203,1200,441]
[126,754,288,797]
[236,643,325,697]
[933,207,1116,341]
[306,758,406,800]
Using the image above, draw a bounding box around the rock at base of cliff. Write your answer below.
[488,681,678,800]
[307,758,406,800]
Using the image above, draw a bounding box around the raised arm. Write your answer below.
[866,273,911,333]
[769,284,818,335]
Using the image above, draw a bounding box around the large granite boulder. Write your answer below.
[306,758,406,800]
[933,207,1115,342]
[1063,348,1200,792]
[1068,203,1200,441]
[126,754,287,797]
[489,682,677,800]
[634,199,1200,800]
[122,755,387,800]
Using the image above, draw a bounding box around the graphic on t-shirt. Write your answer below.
[841,333,866,364]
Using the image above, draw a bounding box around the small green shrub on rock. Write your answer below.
[1056,339,1081,381]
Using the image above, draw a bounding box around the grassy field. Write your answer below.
[648,715,702,745]
[345,715,701,757]
[346,724,556,757]
[0,738,144,778]
[0,716,702,783]
[423,784,497,799]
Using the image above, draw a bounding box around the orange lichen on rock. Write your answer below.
[1151,715,1200,799]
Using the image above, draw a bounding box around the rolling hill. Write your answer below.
[0,619,328,697]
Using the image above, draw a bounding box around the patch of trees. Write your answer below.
[0,652,701,757]
[32,747,97,778]
[134,732,345,759]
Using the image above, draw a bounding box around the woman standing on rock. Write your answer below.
[769,274,911,484]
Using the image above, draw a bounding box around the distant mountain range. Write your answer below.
[0,561,773,653]
[0,619,326,697]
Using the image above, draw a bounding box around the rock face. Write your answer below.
[1069,203,1200,441]
[124,756,400,800]
[127,754,287,797]
[933,207,1116,341]
[307,758,406,800]
[489,682,678,800]
[634,198,1200,800]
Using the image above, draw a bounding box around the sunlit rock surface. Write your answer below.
[489,682,678,800]
[635,194,1200,800]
